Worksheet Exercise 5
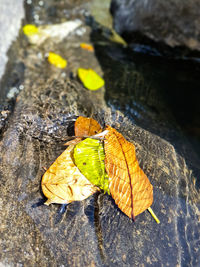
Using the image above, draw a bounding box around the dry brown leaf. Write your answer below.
[64,117,102,146]
[41,144,99,205]
[75,116,102,136]
[104,126,153,219]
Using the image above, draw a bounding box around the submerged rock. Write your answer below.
[111,0,200,55]
[1,76,200,266]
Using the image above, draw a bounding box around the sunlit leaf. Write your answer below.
[75,116,102,136]
[74,138,110,194]
[80,43,94,52]
[48,52,67,69]
[42,115,159,223]
[78,68,105,91]
[23,24,39,36]
[64,116,102,146]
[104,126,153,219]
[41,144,99,205]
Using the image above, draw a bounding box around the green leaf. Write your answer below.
[73,138,110,194]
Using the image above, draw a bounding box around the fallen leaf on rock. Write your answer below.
[41,144,99,205]
[78,68,105,91]
[64,116,102,146]
[74,138,110,194]
[42,115,159,223]
[104,126,154,219]
[23,24,39,36]
[48,52,67,69]
[80,43,94,52]
[75,116,102,136]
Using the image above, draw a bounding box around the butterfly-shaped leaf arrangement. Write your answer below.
[41,116,160,223]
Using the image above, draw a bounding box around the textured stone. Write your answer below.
[111,0,200,54]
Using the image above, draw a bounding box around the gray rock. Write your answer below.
[111,0,200,54]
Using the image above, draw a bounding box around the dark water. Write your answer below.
[89,24,200,162]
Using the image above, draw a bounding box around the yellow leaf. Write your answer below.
[80,43,94,52]
[78,68,105,91]
[23,24,39,36]
[48,52,67,69]
[41,145,99,205]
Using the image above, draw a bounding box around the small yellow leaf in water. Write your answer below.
[48,52,67,69]
[80,43,94,52]
[41,144,99,205]
[23,24,39,36]
[78,68,105,91]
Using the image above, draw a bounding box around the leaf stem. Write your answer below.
[148,207,160,224]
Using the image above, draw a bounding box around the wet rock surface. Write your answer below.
[111,0,200,56]
[0,0,200,266]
